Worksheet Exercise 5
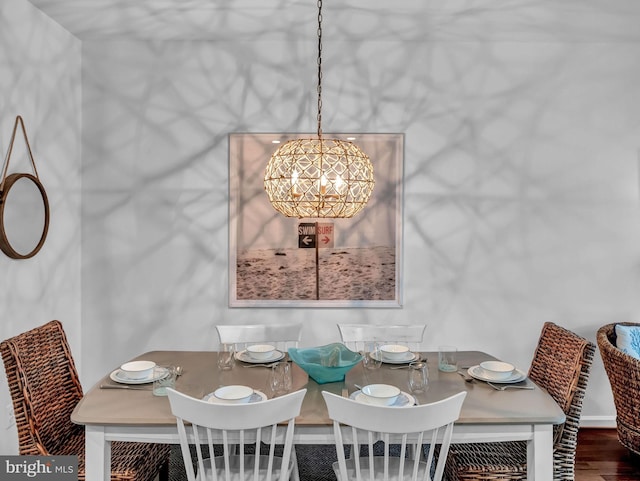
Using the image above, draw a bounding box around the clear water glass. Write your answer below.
[269,362,292,396]
[152,366,177,396]
[361,342,382,370]
[408,361,428,394]
[217,343,235,371]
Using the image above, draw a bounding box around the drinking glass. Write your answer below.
[361,342,382,370]
[217,343,235,371]
[269,362,292,397]
[152,366,177,396]
[438,345,458,372]
[408,361,428,394]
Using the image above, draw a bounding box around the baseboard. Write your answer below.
[580,416,616,428]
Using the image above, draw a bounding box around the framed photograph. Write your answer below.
[229,132,404,308]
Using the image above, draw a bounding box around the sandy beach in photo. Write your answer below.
[236,246,396,301]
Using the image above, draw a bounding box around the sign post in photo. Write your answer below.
[298,222,334,299]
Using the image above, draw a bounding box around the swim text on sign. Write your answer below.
[298,222,334,248]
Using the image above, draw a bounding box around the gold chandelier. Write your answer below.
[264,0,374,219]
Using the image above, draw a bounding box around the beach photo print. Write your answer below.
[229,133,403,308]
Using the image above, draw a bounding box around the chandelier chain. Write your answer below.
[263,0,374,219]
[316,0,323,139]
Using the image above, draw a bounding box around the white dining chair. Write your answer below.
[322,390,466,481]
[216,323,303,352]
[167,388,307,481]
[337,324,426,352]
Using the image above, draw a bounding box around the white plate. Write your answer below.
[468,365,527,384]
[110,366,170,385]
[370,351,419,364]
[236,349,285,364]
[350,390,416,408]
[203,390,267,404]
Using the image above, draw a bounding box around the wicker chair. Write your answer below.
[446,322,596,480]
[597,322,640,456]
[0,320,170,481]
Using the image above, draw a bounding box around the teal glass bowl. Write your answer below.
[288,343,363,384]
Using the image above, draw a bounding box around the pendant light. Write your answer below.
[264,0,374,219]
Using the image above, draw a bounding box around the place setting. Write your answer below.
[465,361,534,390]
[369,344,420,365]
[235,343,286,365]
[349,383,417,408]
[203,385,268,404]
[101,360,181,395]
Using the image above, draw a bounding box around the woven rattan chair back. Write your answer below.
[446,322,595,481]
[0,320,170,481]
[529,322,595,455]
[323,390,466,481]
[597,322,640,455]
[1,320,84,456]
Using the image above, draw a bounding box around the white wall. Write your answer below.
[79,5,640,428]
[0,0,82,455]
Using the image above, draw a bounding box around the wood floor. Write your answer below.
[576,429,640,480]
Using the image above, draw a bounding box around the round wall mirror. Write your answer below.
[0,173,50,259]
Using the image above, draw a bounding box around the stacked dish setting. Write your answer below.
[379,344,410,361]
[246,344,276,360]
[360,384,401,406]
[213,385,255,404]
[479,361,515,381]
[120,361,156,380]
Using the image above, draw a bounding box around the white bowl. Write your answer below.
[379,344,410,361]
[213,385,254,404]
[120,360,156,380]
[247,344,276,360]
[480,361,515,380]
[361,384,401,406]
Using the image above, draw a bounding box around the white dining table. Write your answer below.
[72,350,564,481]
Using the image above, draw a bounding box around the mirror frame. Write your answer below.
[0,172,50,259]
